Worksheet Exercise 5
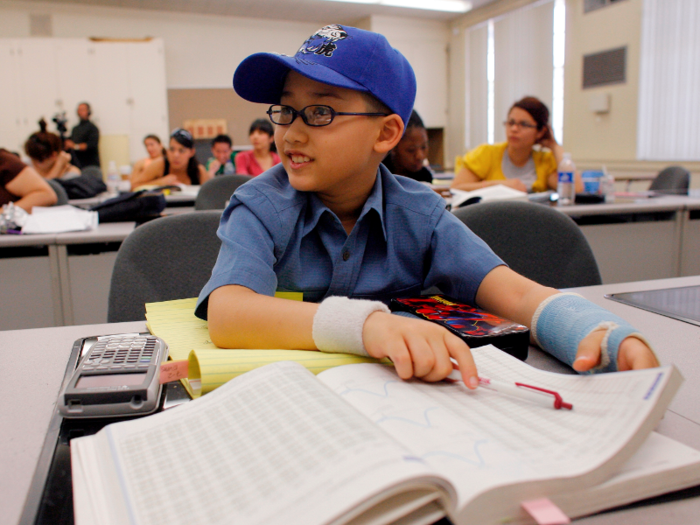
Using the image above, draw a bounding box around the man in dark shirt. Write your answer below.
[65,102,100,168]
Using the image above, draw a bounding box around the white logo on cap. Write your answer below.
[297,24,348,58]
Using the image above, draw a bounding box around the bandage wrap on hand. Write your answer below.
[312,296,390,357]
[531,293,653,373]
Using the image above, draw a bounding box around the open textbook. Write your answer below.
[70,345,698,525]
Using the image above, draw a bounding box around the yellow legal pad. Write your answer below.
[145,296,386,398]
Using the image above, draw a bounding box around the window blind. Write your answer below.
[465,0,555,150]
[493,1,554,144]
[638,0,700,160]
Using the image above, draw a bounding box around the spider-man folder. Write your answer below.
[390,295,530,360]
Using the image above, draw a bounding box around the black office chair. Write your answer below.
[46,178,69,205]
[194,174,252,210]
[649,166,690,195]
[107,211,223,322]
[452,200,602,289]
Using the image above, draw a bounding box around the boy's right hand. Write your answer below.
[362,312,479,388]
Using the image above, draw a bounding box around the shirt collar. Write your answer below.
[302,167,387,241]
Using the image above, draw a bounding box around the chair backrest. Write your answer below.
[194,174,253,210]
[452,200,602,289]
[107,211,223,322]
[649,166,690,195]
[46,178,69,205]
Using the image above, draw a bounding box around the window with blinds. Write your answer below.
[464,0,562,150]
[637,0,700,161]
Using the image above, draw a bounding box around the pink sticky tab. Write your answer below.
[159,360,189,384]
[521,498,570,525]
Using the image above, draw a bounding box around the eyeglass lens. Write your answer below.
[268,105,335,126]
[504,120,536,129]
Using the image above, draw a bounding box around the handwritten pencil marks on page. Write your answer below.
[317,346,679,509]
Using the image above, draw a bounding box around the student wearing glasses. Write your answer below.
[196,26,658,390]
[131,128,210,189]
[451,96,581,193]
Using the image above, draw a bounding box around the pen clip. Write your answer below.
[515,382,573,410]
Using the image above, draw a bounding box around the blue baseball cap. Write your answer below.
[233,24,417,129]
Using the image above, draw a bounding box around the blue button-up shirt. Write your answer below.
[195,164,503,319]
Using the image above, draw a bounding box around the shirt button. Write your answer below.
[342,250,350,261]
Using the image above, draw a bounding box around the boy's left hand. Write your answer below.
[572,331,660,372]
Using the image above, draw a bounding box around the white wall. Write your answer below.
[361,16,450,130]
[0,2,452,163]
[0,0,320,89]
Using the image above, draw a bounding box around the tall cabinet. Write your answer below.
[0,38,168,164]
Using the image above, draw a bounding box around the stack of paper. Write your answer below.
[145,296,385,397]
[22,205,98,234]
[451,184,528,209]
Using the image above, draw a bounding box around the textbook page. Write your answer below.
[317,346,682,525]
[71,362,455,525]
[552,431,700,521]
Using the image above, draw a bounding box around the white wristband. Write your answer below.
[312,296,390,357]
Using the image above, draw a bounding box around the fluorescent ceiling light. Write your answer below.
[322,0,472,13]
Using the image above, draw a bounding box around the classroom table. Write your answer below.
[450,193,700,285]
[556,195,700,284]
[0,222,136,330]
[3,276,700,525]
[68,186,199,209]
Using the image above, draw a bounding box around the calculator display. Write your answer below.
[76,373,146,388]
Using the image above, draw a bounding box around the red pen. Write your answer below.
[446,369,573,410]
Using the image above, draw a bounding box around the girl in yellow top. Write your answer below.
[452,97,581,193]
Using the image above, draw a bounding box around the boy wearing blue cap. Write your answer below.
[196,25,658,386]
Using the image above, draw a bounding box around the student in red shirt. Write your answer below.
[235,119,281,176]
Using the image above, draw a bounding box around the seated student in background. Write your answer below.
[381,109,434,183]
[452,96,582,193]
[24,119,81,180]
[196,25,658,388]
[131,128,210,189]
[234,119,281,176]
[205,134,236,177]
[131,134,165,182]
[1,148,57,212]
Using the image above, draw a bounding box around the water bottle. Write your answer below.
[600,166,615,203]
[557,153,576,206]
[118,165,132,193]
[106,160,119,195]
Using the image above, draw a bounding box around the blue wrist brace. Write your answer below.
[531,293,653,374]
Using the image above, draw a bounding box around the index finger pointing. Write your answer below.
[445,333,478,389]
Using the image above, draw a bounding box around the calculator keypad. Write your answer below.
[82,336,160,373]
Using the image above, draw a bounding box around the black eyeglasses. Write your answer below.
[503,119,538,130]
[267,104,389,127]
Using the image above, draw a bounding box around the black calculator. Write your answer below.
[58,333,168,418]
